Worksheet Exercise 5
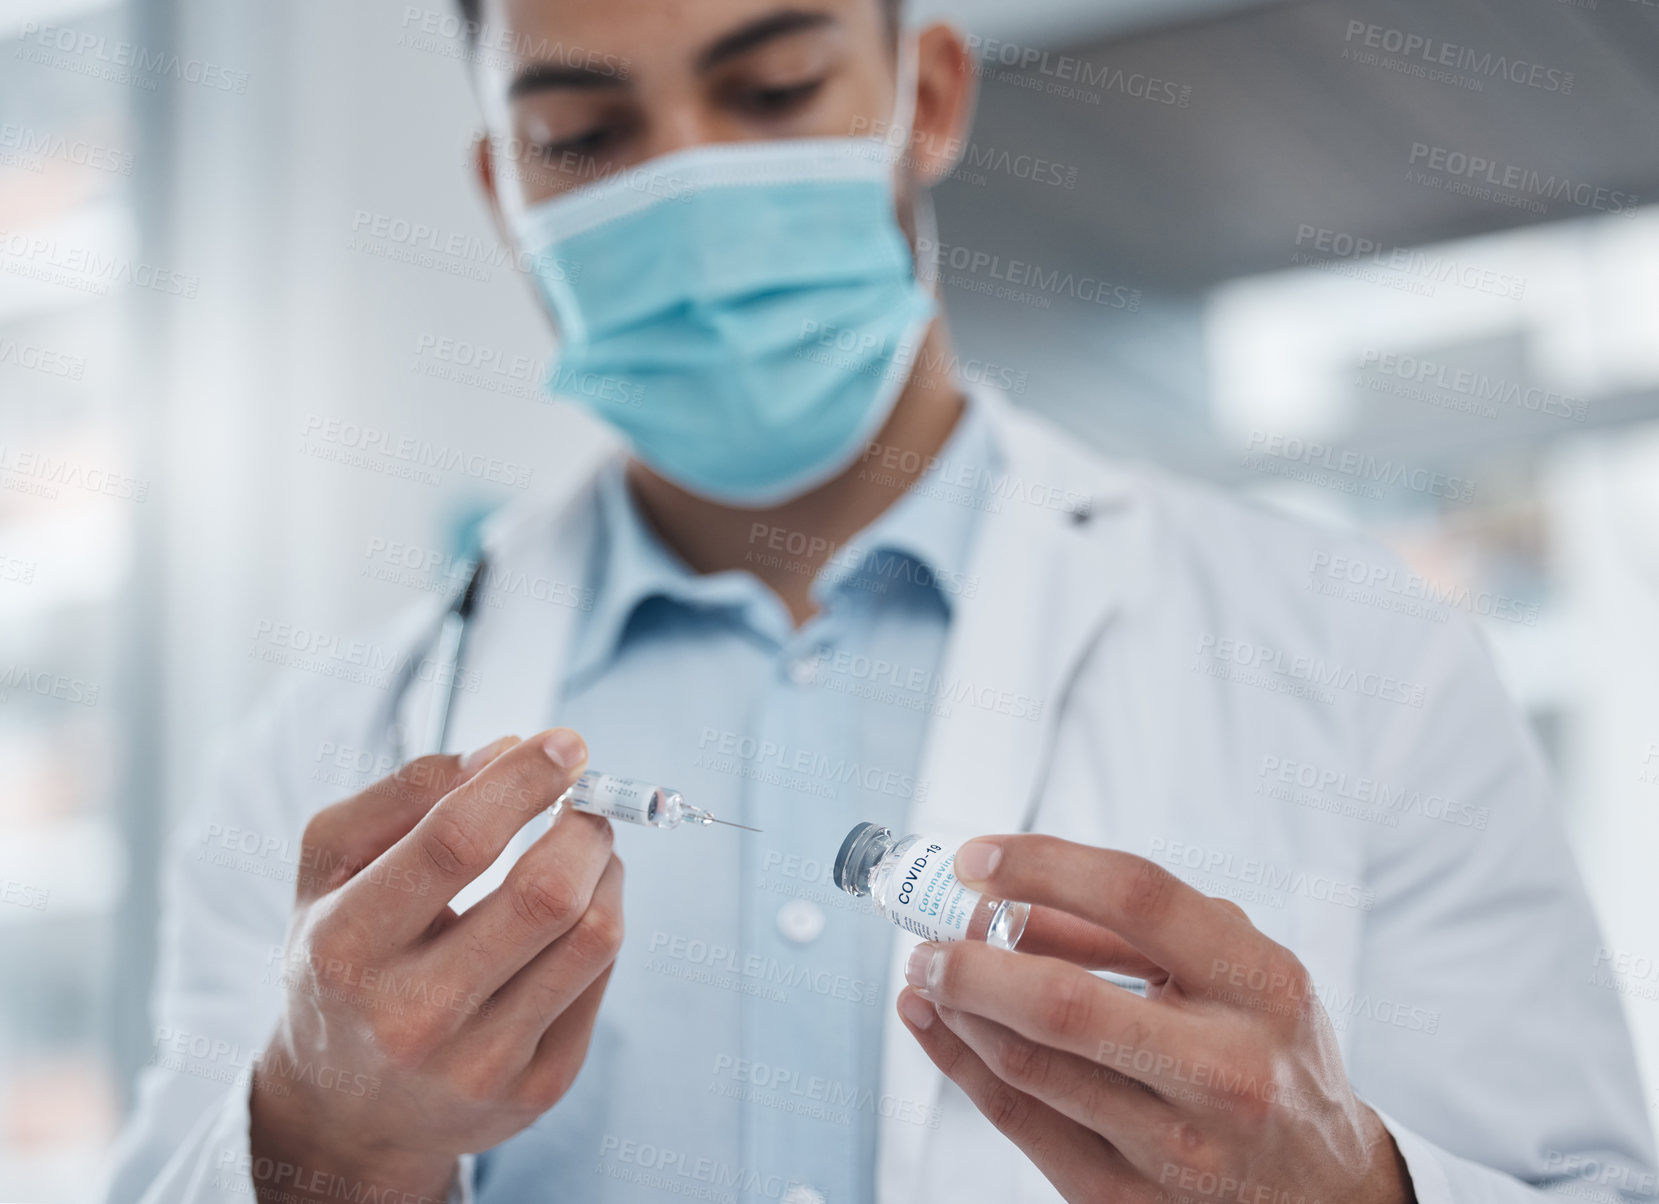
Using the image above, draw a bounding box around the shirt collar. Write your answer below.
[564,390,1001,689]
[808,393,996,611]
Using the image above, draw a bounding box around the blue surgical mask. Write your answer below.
[509,46,938,507]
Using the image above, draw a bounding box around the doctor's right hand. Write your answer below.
[248,729,623,1204]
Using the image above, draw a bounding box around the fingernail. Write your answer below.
[955,840,1000,885]
[905,944,942,993]
[898,990,936,1031]
[460,735,517,774]
[541,728,587,771]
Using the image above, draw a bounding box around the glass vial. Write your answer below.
[833,822,1027,949]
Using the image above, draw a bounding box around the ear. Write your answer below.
[472,130,512,246]
[908,23,978,187]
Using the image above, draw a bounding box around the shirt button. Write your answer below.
[782,1186,826,1204]
[785,652,820,686]
[777,899,826,944]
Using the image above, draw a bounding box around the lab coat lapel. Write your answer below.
[408,479,604,912]
[876,396,1141,1201]
[446,496,599,751]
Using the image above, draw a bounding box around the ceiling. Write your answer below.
[936,0,1659,293]
[913,0,1275,48]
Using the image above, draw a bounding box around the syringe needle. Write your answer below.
[678,801,762,833]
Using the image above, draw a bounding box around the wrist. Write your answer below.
[249,1068,457,1204]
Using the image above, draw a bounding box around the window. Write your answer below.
[2,0,145,1196]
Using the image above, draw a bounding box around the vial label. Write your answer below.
[565,774,655,825]
[881,839,981,942]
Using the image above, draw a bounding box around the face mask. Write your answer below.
[509,38,938,507]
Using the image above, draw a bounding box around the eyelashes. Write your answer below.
[521,74,830,168]
[734,77,828,117]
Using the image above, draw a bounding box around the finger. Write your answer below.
[908,941,1194,1090]
[456,834,623,1015]
[1017,906,1166,981]
[897,989,1152,1203]
[349,728,589,950]
[1211,897,1251,923]
[516,960,615,1108]
[933,1003,1186,1185]
[438,855,622,1086]
[955,835,1273,986]
[430,950,615,1115]
[295,736,518,904]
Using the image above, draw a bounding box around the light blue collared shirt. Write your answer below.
[474,401,999,1204]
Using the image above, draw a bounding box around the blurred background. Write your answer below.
[3,0,1658,1196]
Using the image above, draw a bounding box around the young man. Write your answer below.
[106,2,1655,1202]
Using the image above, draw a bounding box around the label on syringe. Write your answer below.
[880,839,981,942]
[563,773,658,825]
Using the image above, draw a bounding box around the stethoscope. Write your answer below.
[383,554,490,765]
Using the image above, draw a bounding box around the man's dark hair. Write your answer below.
[455,0,902,43]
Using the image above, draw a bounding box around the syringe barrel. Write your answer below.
[558,771,684,829]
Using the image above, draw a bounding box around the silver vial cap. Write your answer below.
[833,821,892,897]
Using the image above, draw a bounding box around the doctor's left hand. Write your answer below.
[895,836,1416,1204]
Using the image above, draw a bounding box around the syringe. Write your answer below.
[553,771,761,832]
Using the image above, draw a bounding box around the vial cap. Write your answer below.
[834,821,886,895]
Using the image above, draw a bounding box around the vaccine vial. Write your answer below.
[833,822,1028,949]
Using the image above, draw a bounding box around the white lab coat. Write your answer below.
[105,386,1656,1204]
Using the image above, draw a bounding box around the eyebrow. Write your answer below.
[508,62,627,100]
[506,8,837,102]
[695,9,837,74]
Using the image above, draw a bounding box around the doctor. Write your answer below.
[107,0,1655,1202]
